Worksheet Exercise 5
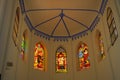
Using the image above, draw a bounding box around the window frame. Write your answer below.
[56,47,67,73]
[20,30,28,61]
[34,42,47,71]
[78,42,90,71]
[12,7,20,46]
[107,7,118,46]
[96,30,105,61]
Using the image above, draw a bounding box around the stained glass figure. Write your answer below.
[78,42,90,70]
[56,47,67,72]
[34,42,45,71]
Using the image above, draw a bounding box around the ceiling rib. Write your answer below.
[51,17,62,36]
[64,15,88,29]
[19,0,108,41]
[26,8,99,13]
[35,15,59,28]
[61,17,71,36]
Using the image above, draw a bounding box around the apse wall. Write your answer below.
[26,0,120,80]
[27,29,95,80]
[0,0,120,80]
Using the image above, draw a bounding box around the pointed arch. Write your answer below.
[12,7,20,46]
[96,30,105,61]
[20,29,28,61]
[34,42,47,71]
[107,7,118,46]
[78,42,90,70]
[56,47,67,72]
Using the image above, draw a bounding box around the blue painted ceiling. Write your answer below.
[19,0,107,41]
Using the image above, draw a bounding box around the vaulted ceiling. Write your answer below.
[19,0,108,40]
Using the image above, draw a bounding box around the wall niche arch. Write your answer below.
[95,30,105,62]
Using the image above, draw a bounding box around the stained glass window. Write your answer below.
[107,7,118,46]
[78,42,90,70]
[20,33,25,60]
[20,30,28,61]
[97,31,105,60]
[34,42,45,71]
[56,47,67,72]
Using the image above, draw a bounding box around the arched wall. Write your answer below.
[115,0,120,17]
[0,0,17,76]
[92,0,120,80]
[102,1,120,80]
[20,0,120,80]
[0,0,31,80]
[0,0,120,80]
[26,28,96,80]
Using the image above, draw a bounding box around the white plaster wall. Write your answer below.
[94,0,120,80]
[0,0,6,33]
[0,0,9,73]
[115,0,120,17]
[91,20,114,80]
[0,0,17,77]
[28,33,51,80]
[15,17,32,80]
[0,0,30,80]
[28,32,96,80]
[72,31,97,80]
